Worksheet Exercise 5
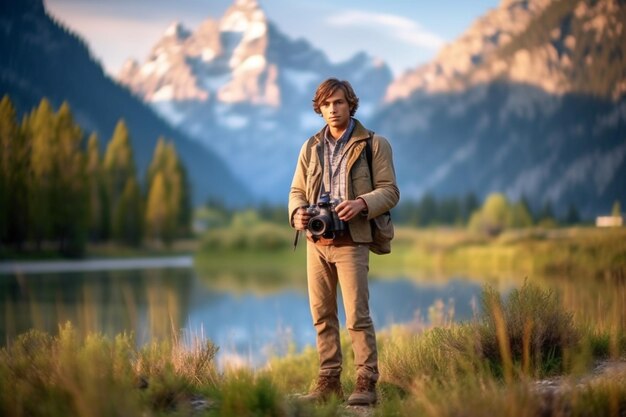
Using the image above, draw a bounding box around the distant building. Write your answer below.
[596,215,624,227]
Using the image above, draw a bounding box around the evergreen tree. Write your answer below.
[0,96,29,249]
[103,120,137,210]
[417,193,437,226]
[612,200,622,217]
[165,142,191,236]
[103,120,141,243]
[145,137,192,243]
[146,137,167,188]
[438,196,461,225]
[461,192,480,224]
[145,171,172,244]
[518,194,535,223]
[53,102,87,256]
[174,151,192,237]
[538,200,558,227]
[86,133,108,241]
[564,203,581,225]
[112,177,143,246]
[26,98,57,248]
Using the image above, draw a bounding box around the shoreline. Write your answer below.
[0,255,194,275]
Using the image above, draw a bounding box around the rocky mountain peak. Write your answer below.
[116,0,392,201]
[220,0,265,32]
[385,0,625,103]
[385,0,555,102]
[164,21,191,39]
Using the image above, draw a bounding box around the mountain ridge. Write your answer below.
[117,0,393,202]
[0,0,250,206]
[374,0,626,217]
[385,0,626,102]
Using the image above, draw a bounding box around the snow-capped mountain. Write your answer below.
[374,0,626,217]
[119,0,392,202]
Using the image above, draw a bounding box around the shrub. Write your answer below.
[477,282,579,375]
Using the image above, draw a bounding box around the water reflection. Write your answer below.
[0,266,484,366]
[4,263,622,367]
[1,269,193,343]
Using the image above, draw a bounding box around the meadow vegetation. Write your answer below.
[1,283,624,417]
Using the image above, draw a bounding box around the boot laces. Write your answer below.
[355,375,375,393]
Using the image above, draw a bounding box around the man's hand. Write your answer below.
[293,207,312,231]
[335,198,367,222]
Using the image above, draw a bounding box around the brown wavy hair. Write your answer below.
[312,78,359,116]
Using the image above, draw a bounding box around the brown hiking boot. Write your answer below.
[298,375,343,402]
[347,375,377,406]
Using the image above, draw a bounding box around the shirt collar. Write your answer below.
[324,118,355,144]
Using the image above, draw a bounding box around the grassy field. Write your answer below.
[2,225,625,416]
[193,224,626,285]
[375,226,626,280]
[0,283,624,417]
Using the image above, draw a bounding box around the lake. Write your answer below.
[0,257,489,368]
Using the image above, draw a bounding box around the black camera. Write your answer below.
[307,192,347,239]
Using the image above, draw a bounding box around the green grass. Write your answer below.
[1,283,624,417]
[194,225,626,285]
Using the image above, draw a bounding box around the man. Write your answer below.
[288,78,399,405]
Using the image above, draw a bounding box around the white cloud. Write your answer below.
[326,10,445,50]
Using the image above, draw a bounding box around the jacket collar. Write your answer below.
[312,118,370,145]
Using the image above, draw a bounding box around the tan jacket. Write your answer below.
[288,119,400,243]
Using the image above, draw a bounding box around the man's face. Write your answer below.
[320,89,352,133]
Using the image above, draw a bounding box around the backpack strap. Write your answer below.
[364,132,391,216]
[365,133,373,184]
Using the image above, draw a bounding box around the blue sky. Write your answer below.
[45,0,501,77]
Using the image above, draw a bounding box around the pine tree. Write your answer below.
[146,137,167,188]
[0,96,29,249]
[104,120,142,244]
[145,171,172,245]
[86,133,108,241]
[53,102,88,256]
[112,177,143,246]
[26,98,57,248]
[612,200,622,218]
[103,120,137,211]
[145,138,192,244]
[565,203,581,225]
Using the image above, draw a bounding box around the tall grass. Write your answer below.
[0,323,220,417]
[1,283,624,416]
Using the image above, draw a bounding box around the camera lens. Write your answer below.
[308,217,327,235]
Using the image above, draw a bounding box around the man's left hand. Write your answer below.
[335,198,367,222]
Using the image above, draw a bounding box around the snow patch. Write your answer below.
[221,11,248,32]
[201,48,216,62]
[141,53,171,77]
[244,20,266,41]
[140,61,157,76]
[152,84,174,101]
[237,54,266,72]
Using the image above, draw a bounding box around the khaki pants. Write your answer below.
[306,241,379,381]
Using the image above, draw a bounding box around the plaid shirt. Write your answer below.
[322,118,355,201]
